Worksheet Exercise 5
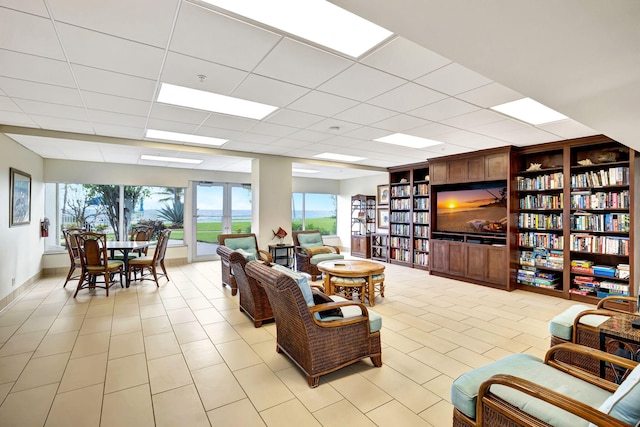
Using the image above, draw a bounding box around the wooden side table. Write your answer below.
[598,313,640,381]
[268,244,295,269]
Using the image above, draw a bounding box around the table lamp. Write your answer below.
[272,227,287,246]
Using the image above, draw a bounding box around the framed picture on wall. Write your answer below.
[10,168,31,226]
[377,184,389,206]
[377,208,389,229]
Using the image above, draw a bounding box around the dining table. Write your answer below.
[106,240,154,287]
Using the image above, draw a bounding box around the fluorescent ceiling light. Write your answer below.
[146,129,228,146]
[375,133,443,149]
[202,0,392,57]
[313,153,365,162]
[140,154,203,164]
[292,168,319,174]
[157,83,278,120]
[490,97,568,125]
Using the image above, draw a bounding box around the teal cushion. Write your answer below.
[330,276,366,285]
[297,232,323,248]
[235,248,256,261]
[224,237,257,259]
[451,353,611,425]
[318,295,382,333]
[271,264,314,306]
[309,253,344,265]
[548,305,610,341]
[592,364,640,426]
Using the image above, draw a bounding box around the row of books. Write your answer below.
[390,184,411,197]
[390,199,410,210]
[389,248,410,262]
[569,234,630,255]
[518,232,564,249]
[516,172,563,191]
[390,212,410,223]
[570,166,629,188]
[569,190,630,210]
[517,267,561,289]
[520,248,563,270]
[572,275,629,296]
[390,224,410,236]
[414,225,429,238]
[413,184,429,196]
[518,213,563,230]
[571,262,630,279]
[519,193,563,210]
[569,212,630,232]
[413,252,428,266]
[413,198,429,210]
[413,212,429,224]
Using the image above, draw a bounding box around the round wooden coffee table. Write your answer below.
[317,259,385,306]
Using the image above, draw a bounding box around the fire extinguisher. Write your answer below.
[41,218,50,237]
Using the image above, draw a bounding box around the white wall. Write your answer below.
[0,134,44,303]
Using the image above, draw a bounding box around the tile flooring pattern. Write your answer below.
[0,259,589,427]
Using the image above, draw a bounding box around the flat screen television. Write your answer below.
[435,183,508,235]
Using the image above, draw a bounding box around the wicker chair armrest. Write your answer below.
[310,284,325,292]
[545,343,638,392]
[324,244,341,254]
[571,309,618,341]
[309,301,369,328]
[294,246,310,256]
[596,295,638,312]
[477,373,633,427]
[257,249,273,263]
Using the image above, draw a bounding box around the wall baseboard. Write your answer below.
[0,271,43,313]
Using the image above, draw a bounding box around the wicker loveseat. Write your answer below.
[292,230,343,279]
[451,343,639,427]
[217,233,272,295]
[245,260,382,388]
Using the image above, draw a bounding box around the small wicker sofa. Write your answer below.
[217,233,272,295]
[292,230,343,278]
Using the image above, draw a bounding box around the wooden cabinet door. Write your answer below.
[351,236,363,257]
[429,240,448,273]
[448,159,468,183]
[485,152,508,181]
[430,162,447,185]
[447,242,466,276]
[465,245,486,281]
[485,246,507,286]
[467,156,485,181]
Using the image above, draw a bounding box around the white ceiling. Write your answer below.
[0,0,611,181]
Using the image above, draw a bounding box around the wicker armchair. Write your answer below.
[217,233,272,296]
[245,260,382,388]
[292,230,343,279]
[220,246,274,328]
[452,343,639,427]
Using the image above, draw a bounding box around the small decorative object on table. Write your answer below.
[526,162,542,171]
[577,158,593,166]
[272,227,287,246]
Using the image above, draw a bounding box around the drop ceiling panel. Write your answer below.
[415,62,493,96]
[195,126,244,141]
[456,82,523,108]
[87,109,147,128]
[263,109,324,128]
[250,144,291,156]
[0,111,38,127]
[409,97,480,122]
[332,103,397,126]
[288,90,358,117]
[13,99,88,121]
[406,122,460,139]
[56,23,165,79]
[170,3,282,71]
[28,115,94,134]
[441,109,506,129]
[367,82,447,113]
[499,126,564,146]
[146,118,198,135]
[201,114,257,132]
[82,91,152,116]
[253,37,352,89]
[372,114,431,133]
[233,132,278,144]
[288,129,333,143]
[0,1,48,17]
[0,95,22,112]
[93,123,145,140]
[537,119,596,139]
[246,122,298,138]
[318,136,362,148]
[0,50,75,87]
[0,77,83,107]
[219,140,265,152]
[306,118,361,135]
[149,104,210,125]
[344,126,391,141]
[47,0,178,48]
[160,52,248,96]
[0,8,65,60]
[72,65,157,101]
[362,37,452,80]
[231,74,309,107]
[317,64,405,101]
[271,138,312,149]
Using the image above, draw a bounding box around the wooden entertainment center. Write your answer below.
[386,135,638,304]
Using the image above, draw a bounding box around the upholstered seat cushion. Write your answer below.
[87,260,123,271]
[297,232,323,248]
[591,364,640,426]
[451,353,611,426]
[330,276,366,285]
[549,304,611,340]
[320,295,382,333]
[224,237,258,260]
[309,252,344,264]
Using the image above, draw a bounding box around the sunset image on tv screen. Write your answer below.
[436,187,507,234]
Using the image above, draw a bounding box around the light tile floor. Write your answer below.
[0,259,589,427]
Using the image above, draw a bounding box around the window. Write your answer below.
[291,193,337,235]
[44,183,185,252]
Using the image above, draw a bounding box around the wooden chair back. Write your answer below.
[130,225,153,255]
[76,232,108,269]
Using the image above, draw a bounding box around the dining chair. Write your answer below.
[127,229,171,286]
[62,228,84,287]
[74,232,124,297]
[112,224,153,260]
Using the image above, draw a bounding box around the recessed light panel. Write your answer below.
[490,97,568,125]
[157,83,278,120]
[146,129,228,146]
[140,154,203,164]
[375,133,443,149]
[313,153,365,162]
[292,168,319,174]
[202,0,392,58]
